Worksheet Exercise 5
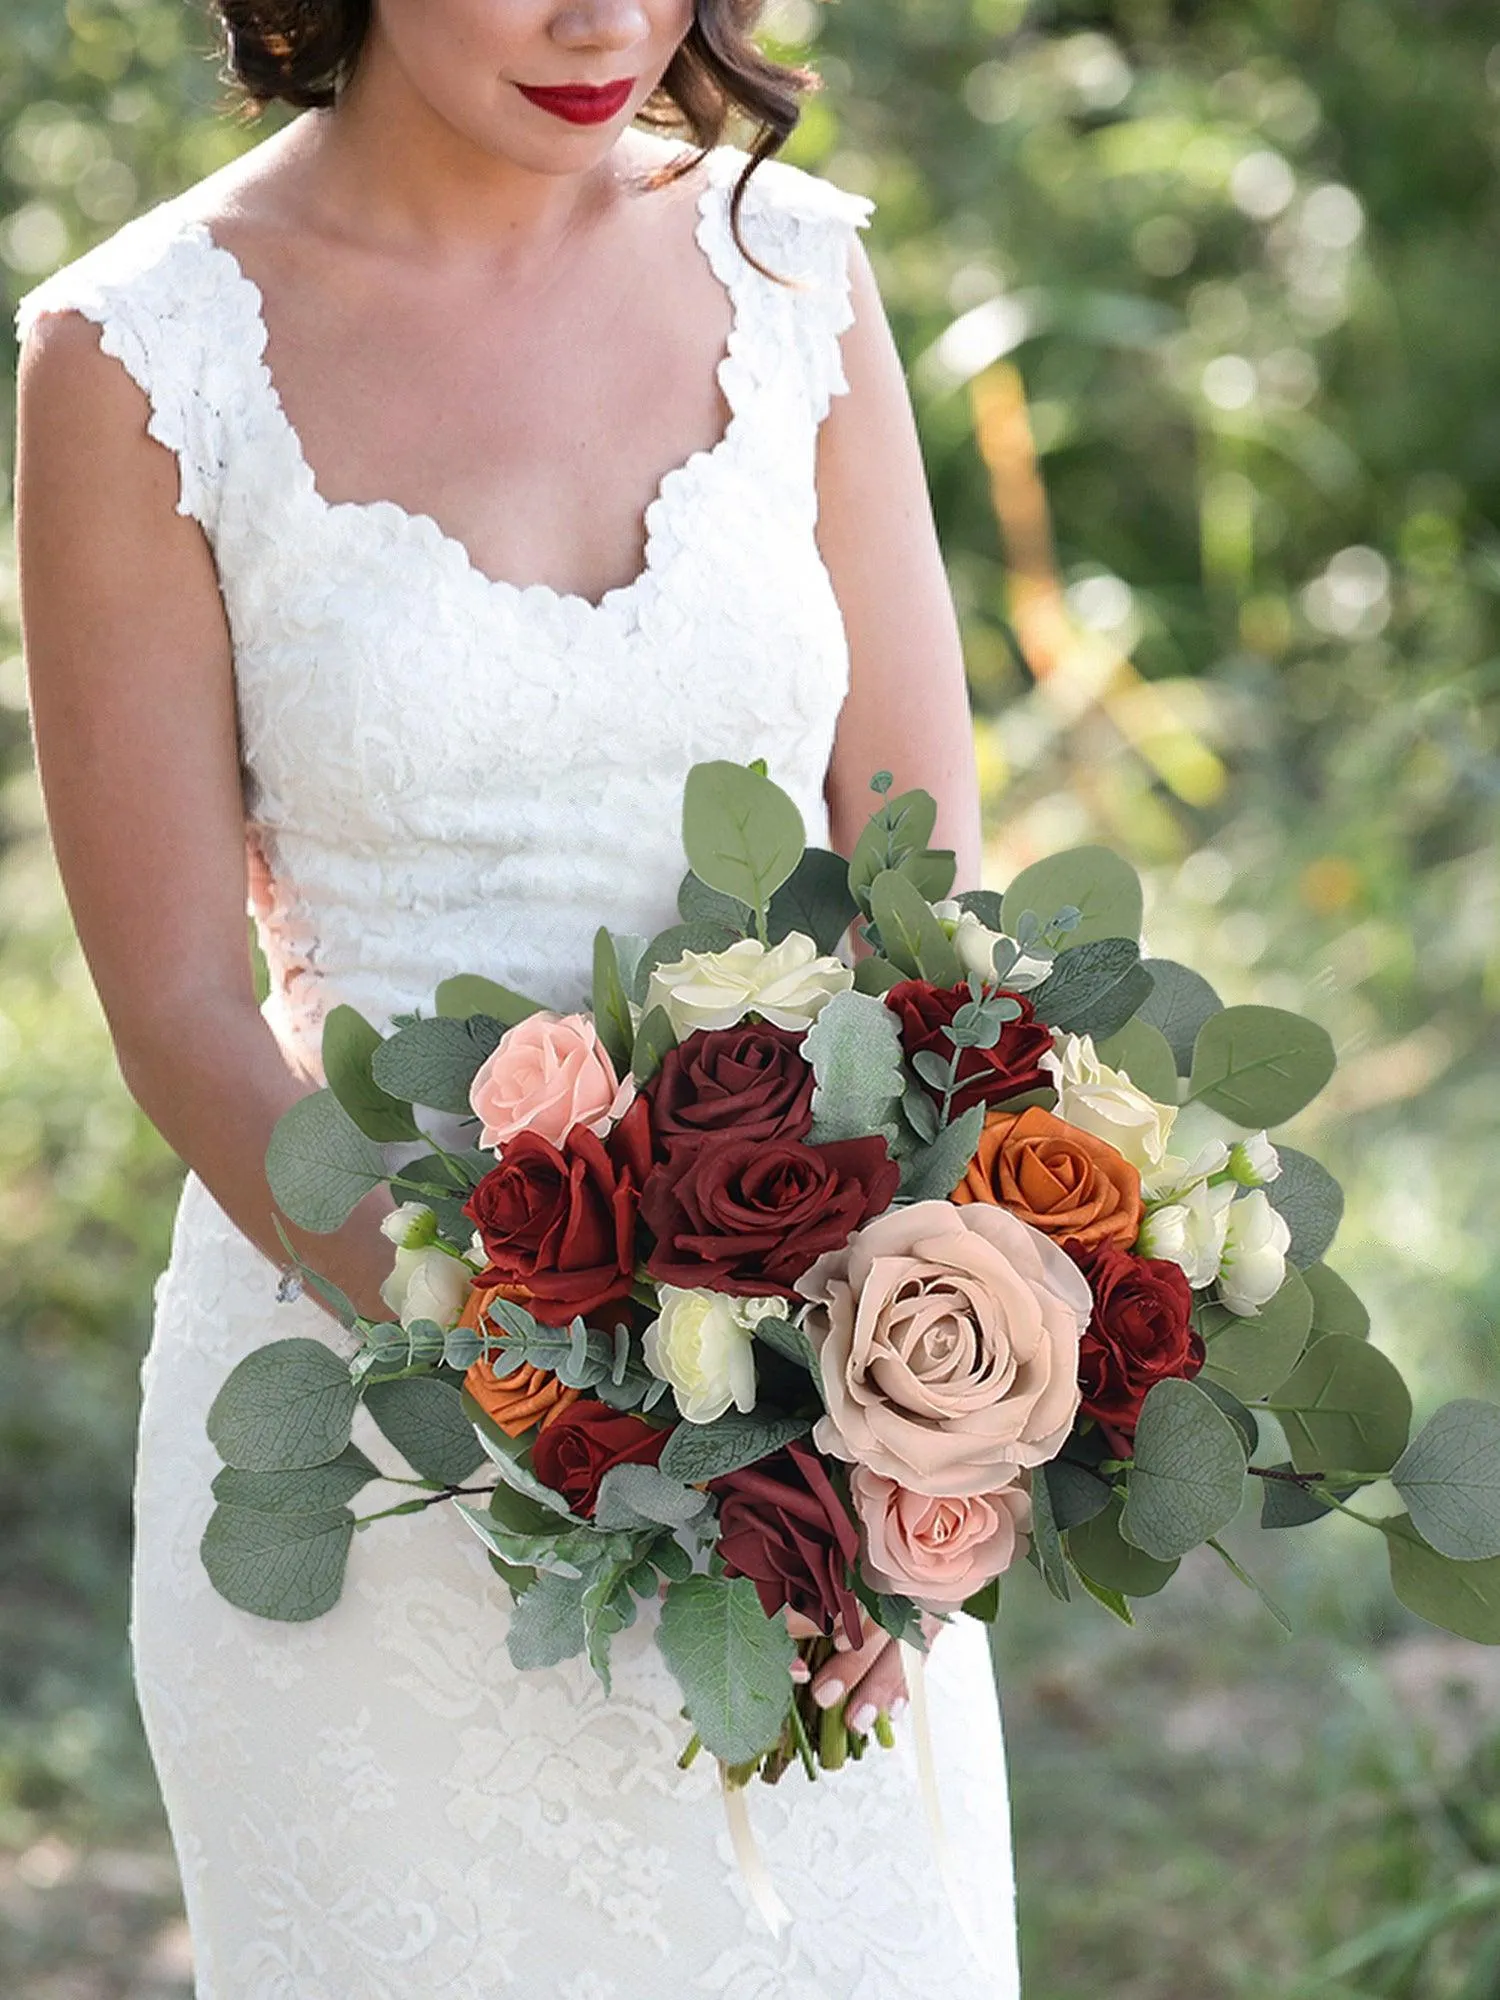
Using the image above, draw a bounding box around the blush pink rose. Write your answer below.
[795,1198,1091,1496]
[851,1464,1032,1609]
[469,1011,636,1156]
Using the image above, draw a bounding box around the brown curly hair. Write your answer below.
[211,1,822,282]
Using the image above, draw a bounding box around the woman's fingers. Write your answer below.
[811,1617,891,1712]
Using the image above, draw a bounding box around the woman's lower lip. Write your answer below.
[516,79,635,125]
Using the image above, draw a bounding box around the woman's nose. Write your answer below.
[549,0,655,53]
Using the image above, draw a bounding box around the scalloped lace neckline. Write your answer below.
[184,153,748,623]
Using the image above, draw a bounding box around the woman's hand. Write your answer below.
[785,1604,945,1733]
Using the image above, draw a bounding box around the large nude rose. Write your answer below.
[795,1200,1091,1496]
[953,1104,1143,1252]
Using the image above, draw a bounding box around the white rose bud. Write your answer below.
[644,932,852,1038]
[1217,1191,1292,1315]
[1226,1133,1282,1189]
[380,1244,473,1330]
[643,1286,780,1424]
[380,1201,439,1251]
[1138,1178,1237,1287]
[1140,1139,1231,1203]
[932,902,1053,991]
[1042,1032,1178,1173]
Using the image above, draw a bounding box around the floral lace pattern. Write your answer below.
[19,141,1022,1997]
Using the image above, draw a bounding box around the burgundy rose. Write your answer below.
[885,979,1055,1119]
[463,1094,652,1325]
[648,1023,814,1156]
[1063,1236,1202,1455]
[640,1131,899,1298]
[709,1439,863,1637]
[530,1398,670,1517]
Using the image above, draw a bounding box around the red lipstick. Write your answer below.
[516,78,636,125]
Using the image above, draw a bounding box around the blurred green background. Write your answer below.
[2,1,1497,1994]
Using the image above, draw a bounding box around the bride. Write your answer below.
[13,1,1023,1993]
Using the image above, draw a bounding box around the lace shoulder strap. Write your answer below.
[699,146,877,425]
[13,198,238,535]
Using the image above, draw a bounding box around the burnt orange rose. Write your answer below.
[459,1283,580,1438]
[952,1105,1143,1252]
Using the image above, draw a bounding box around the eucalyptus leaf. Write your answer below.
[868,870,964,986]
[903,848,959,903]
[1385,1513,1500,1645]
[211,1444,379,1515]
[851,954,903,995]
[658,1574,795,1764]
[801,989,905,1148]
[363,1375,488,1486]
[1066,1498,1179,1597]
[658,1411,812,1484]
[463,1391,585,1519]
[1265,1148,1346,1267]
[435,976,547,1029]
[751,1314,821,1378]
[1258,1463,1351,1530]
[681,760,806,925]
[955,889,1007,930]
[371,1015,506,1117]
[1198,1266,1314,1403]
[592,927,636,1074]
[1025,1464,1071,1602]
[1390,1400,1500,1561]
[1305,1262,1372,1342]
[266,1090,390,1234]
[1195,1379,1260,1458]
[1268,1334,1412,1476]
[1186,1005,1337,1127]
[1095,1016,1180,1107]
[766,847,860,954]
[1137,960,1224,1074]
[630,1004,676,1086]
[847,788,938,916]
[1119,1378,1248,1561]
[1028,937,1153,1040]
[1002,846,1144,953]
[320,1005,423,1142]
[200,1502,354,1621]
[206,1337,360,1472]
[677,871,753,934]
[1042,1456,1115,1530]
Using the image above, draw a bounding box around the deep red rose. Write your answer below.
[709,1439,863,1637]
[463,1094,652,1326]
[885,979,1055,1119]
[647,1023,814,1157]
[529,1398,670,1518]
[640,1131,899,1298]
[1063,1236,1203,1456]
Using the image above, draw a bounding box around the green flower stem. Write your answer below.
[820,1703,849,1770]
[353,1484,496,1527]
[1248,1463,1389,1487]
[874,1709,896,1750]
[677,1733,703,1771]
[1303,1484,1390,1531]
[788,1694,819,1782]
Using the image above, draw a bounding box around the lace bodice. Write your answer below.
[16,140,873,1074]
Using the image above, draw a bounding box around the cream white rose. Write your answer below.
[932,901,1052,990]
[380,1201,439,1251]
[643,1285,782,1423]
[643,932,852,1038]
[1140,1138,1231,1203]
[1041,1032,1178,1173]
[380,1244,473,1330]
[1217,1190,1292,1315]
[1226,1133,1282,1189]
[1137,1177,1237,1288]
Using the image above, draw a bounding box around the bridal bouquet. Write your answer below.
[202,760,1500,1788]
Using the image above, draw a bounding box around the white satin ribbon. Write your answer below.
[720,1760,792,1937]
[717,1645,989,1959]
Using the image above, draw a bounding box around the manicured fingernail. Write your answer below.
[849,1703,877,1734]
[790,1659,810,1682]
[814,1677,844,1708]
[889,1696,909,1720]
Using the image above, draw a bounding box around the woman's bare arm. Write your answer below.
[15,310,396,1322]
[815,236,984,893]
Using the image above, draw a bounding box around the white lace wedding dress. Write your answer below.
[17,139,1023,2000]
